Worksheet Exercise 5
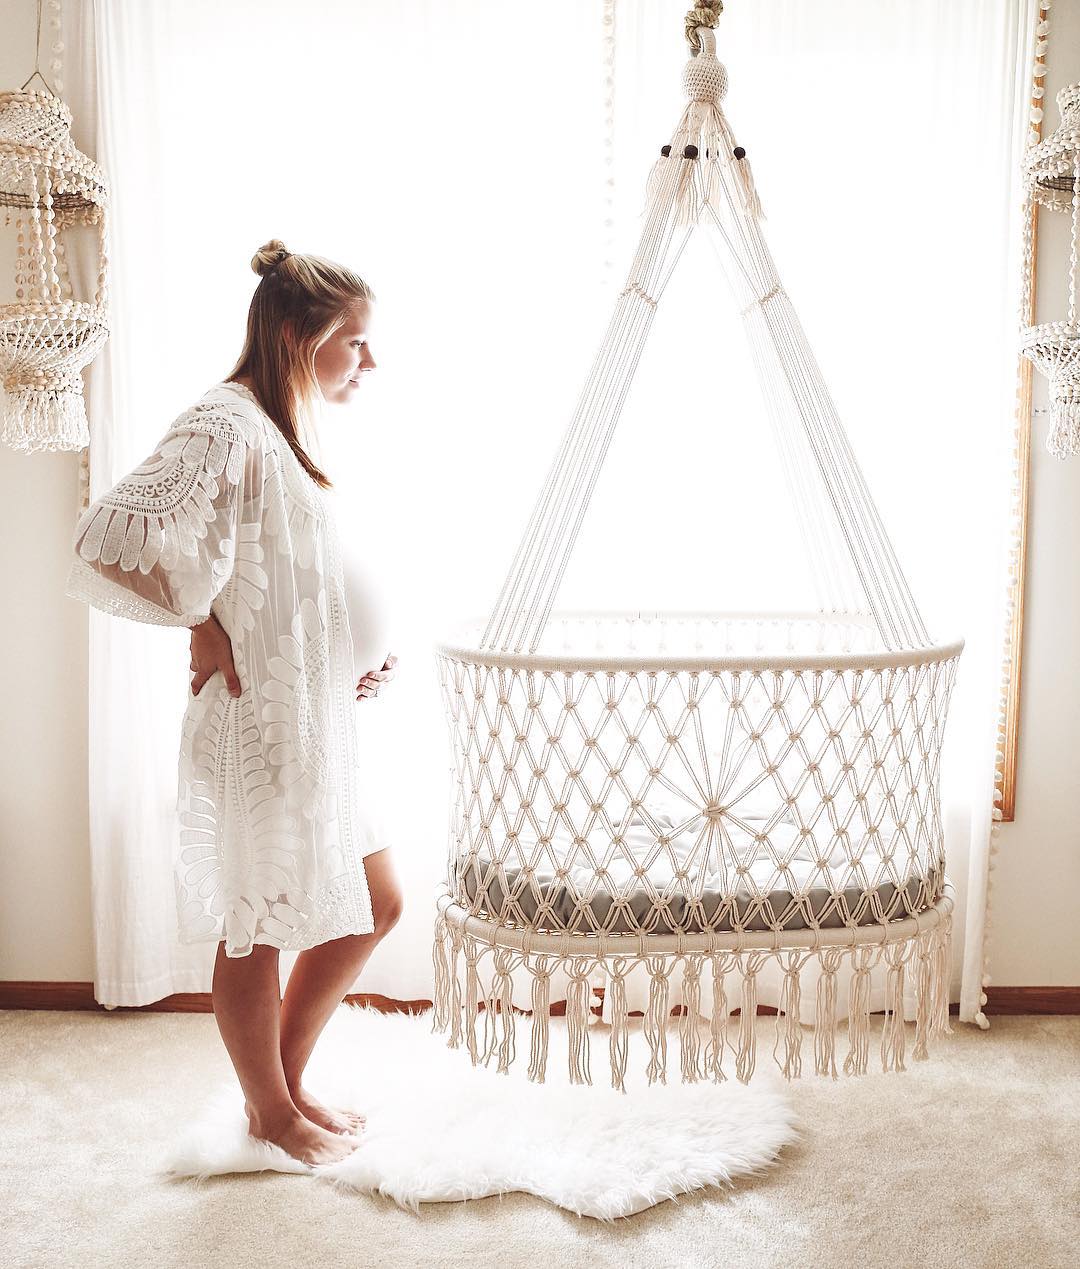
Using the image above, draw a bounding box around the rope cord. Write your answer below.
[481,24,929,655]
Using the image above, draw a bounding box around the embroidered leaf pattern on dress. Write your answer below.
[66,381,379,955]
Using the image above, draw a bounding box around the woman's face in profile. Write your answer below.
[314,301,376,404]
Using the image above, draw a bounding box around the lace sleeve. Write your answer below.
[64,403,254,628]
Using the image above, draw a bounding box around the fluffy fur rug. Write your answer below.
[160,1004,798,1220]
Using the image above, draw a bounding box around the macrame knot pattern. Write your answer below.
[682,46,728,105]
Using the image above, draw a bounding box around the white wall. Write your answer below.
[988,4,1080,988]
[0,0,1076,990]
[0,0,93,979]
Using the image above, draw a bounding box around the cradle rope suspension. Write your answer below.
[701,188,929,649]
[481,15,928,655]
[481,154,692,654]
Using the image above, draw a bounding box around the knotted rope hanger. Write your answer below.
[481,6,929,655]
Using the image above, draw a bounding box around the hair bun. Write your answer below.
[251,239,291,277]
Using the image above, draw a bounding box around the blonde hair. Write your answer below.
[228,239,375,489]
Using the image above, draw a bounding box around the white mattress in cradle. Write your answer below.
[457,809,940,935]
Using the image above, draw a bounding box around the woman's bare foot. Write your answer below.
[290,1087,366,1136]
[245,1104,360,1166]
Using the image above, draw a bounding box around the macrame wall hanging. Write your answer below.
[430,3,963,1090]
[0,0,109,454]
[1021,77,1080,458]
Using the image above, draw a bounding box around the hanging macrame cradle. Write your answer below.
[430,15,963,1089]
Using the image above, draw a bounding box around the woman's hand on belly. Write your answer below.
[189,613,243,698]
[357,653,397,702]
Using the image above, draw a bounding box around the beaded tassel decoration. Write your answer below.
[1020,82,1080,458]
[0,89,110,453]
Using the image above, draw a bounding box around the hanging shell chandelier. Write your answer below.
[0,88,109,453]
[1020,82,1080,458]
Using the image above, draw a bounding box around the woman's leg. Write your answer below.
[211,939,361,1165]
[278,848,404,1132]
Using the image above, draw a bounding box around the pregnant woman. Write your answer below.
[65,241,400,1166]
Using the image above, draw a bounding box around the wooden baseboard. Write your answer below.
[2,982,1076,1016]
[0,982,433,1014]
[983,986,1080,1015]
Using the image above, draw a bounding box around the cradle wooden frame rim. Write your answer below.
[436,879,955,958]
[436,612,964,675]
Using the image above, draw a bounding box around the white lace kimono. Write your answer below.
[65,380,380,956]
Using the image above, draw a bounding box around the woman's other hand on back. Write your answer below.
[189,614,243,698]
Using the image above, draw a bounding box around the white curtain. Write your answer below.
[82,0,1033,1017]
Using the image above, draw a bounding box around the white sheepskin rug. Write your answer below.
[161,1004,798,1220]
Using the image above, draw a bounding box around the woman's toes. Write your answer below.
[293,1088,365,1136]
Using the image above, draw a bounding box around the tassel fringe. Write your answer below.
[705,953,732,1082]
[429,915,954,1088]
[1,384,92,453]
[644,956,671,1085]
[528,958,551,1083]
[566,962,594,1085]
[814,948,843,1078]
[773,951,805,1079]
[880,943,908,1073]
[843,947,874,1076]
[679,955,704,1083]
[736,954,762,1082]
[648,99,765,229]
[1045,394,1080,459]
[609,960,631,1093]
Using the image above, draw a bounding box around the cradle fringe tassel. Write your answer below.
[481,951,500,1067]
[431,915,450,1034]
[736,953,766,1082]
[447,923,464,1048]
[527,958,551,1083]
[880,943,908,1073]
[814,949,843,1079]
[679,955,704,1083]
[931,917,953,1037]
[913,930,934,1061]
[843,947,874,1076]
[433,919,954,1084]
[566,962,593,1085]
[608,960,630,1093]
[464,940,483,1065]
[775,951,804,1079]
[706,953,730,1082]
[489,947,517,1073]
[644,956,672,1085]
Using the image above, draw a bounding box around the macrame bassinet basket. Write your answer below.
[430,17,962,1090]
[0,89,109,453]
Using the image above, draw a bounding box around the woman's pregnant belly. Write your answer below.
[339,549,393,685]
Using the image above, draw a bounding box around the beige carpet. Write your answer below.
[1,1010,1077,1269]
